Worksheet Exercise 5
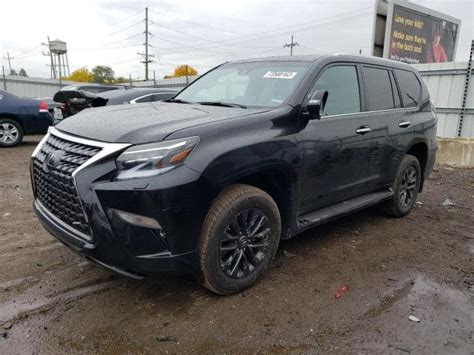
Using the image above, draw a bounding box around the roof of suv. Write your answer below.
[230,54,416,71]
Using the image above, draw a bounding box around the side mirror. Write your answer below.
[307,90,328,120]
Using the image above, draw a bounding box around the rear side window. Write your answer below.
[362,66,395,111]
[394,69,421,108]
[154,93,175,101]
[134,94,154,103]
[311,65,361,116]
[82,87,102,93]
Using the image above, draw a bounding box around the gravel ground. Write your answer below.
[0,135,473,354]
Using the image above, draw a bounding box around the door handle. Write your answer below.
[398,121,411,128]
[356,126,372,134]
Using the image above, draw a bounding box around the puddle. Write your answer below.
[0,280,118,323]
[0,276,35,291]
[351,274,474,353]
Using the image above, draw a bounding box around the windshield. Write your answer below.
[174,61,310,108]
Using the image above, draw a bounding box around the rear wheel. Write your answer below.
[0,119,23,147]
[384,154,421,217]
[196,184,281,295]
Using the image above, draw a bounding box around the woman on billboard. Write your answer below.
[427,22,449,63]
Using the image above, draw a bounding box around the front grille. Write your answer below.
[32,133,102,238]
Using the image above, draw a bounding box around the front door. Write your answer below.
[298,64,372,214]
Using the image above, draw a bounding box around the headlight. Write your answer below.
[116,137,199,180]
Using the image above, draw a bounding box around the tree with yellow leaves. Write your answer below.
[171,65,198,77]
[63,67,93,82]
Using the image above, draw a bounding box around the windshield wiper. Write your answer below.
[197,101,247,109]
[166,98,193,104]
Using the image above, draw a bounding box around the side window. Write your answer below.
[311,65,361,116]
[394,69,421,108]
[153,93,175,101]
[82,87,101,93]
[362,66,395,111]
[134,94,154,103]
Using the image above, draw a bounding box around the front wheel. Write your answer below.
[384,154,421,217]
[0,119,23,147]
[196,184,281,295]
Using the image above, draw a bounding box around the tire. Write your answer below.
[196,184,281,295]
[0,118,23,147]
[384,154,421,217]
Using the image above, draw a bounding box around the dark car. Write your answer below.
[31,55,437,294]
[59,83,126,94]
[52,88,177,120]
[99,87,177,105]
[0,90,53,147]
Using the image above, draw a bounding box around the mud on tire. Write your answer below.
[196,184,281,295]
[384,154,421,217]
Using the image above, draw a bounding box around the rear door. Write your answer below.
[362,65,415,189]
[298,64,373,213]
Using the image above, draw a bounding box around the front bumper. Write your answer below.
[34,198,199,276]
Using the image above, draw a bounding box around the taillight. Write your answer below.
[39,100,49,113]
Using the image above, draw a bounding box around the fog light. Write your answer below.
[115,209,162,229]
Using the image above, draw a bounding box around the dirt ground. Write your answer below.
[0,135,473,354]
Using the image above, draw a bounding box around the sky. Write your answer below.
[0,0,473,80]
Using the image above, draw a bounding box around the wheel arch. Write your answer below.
[405,139,429,191]
[214,164,299,240]
[0,114,25,132]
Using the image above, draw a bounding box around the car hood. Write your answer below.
[56,102,270,144]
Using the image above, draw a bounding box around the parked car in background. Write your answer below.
[98,87,178,105]
[38,97,61,116]
[0,90,53,147]
[59,83,126,94]
[53,87,177,120]
[31,55,437,294]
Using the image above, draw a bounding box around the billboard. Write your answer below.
[372,0,461,64]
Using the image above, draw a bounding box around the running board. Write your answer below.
[297,190,393,231]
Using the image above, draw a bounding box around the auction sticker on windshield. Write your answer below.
[263,71,298,79]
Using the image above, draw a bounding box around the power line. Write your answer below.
[103,32,143,46]
[12,44,42,58]
[108,9,143,27]
[149,20,280,50]
[105,19,143,37]
[150,37,240,55]
[152,7,372,55]
[148,8,242,35]
[71,44,142,50]
[150,8,370,57]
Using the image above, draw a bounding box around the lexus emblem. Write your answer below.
[43,150,64,172]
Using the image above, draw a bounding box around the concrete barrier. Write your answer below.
[436,138,474,168]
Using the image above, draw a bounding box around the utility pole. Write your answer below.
[283,35,299,56]
[2,52,13,74]
[145,7,149,80]
[2,66,6,90]
[137,7,154,81]
[47,37,55,78]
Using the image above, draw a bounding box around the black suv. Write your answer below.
[31,55,437,294]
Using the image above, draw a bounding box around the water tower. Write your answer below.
[48,38,70,79]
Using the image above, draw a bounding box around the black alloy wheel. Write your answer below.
[219,208,271,279]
